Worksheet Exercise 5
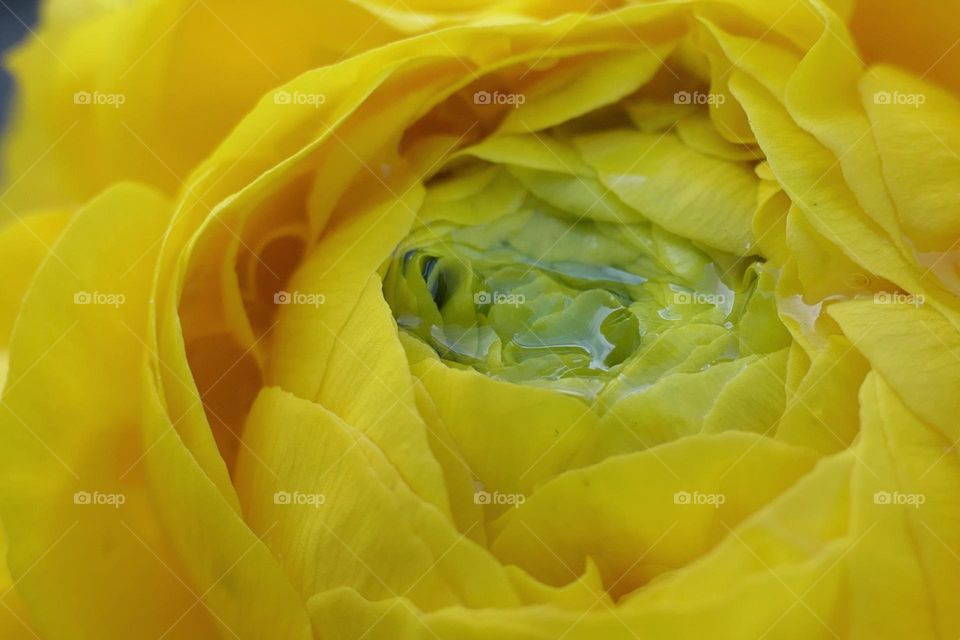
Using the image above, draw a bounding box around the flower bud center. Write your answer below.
[384,207,785,401]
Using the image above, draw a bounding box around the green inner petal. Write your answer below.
[383,203,788,403]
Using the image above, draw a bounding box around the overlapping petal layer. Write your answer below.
[1,0,958,638]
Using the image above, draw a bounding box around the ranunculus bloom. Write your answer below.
[1,1,959,639]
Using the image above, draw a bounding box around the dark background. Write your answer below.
[0,0,40,132]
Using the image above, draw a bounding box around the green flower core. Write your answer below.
[384,205,789,403]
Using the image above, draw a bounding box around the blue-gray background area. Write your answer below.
[0,0,40,133]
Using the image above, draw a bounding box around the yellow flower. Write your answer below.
[1,1,959,639]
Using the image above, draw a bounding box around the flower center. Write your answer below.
[384,206,786,402]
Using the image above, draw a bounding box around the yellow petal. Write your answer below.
[588,357,757,457]
[1,0,407,212]
[783,4,907,249]
[0,210,72,346]
[620,450,855,638]
[786,205,885,301]
[409,345,600,506]
[702,348,788,435]
[861,67,960,253]
[575,129,757,254]
[462,133,592,174]
[418,166,527,226]
[499,48,674,135]
[849,373,960,638]
[829,299,960,442]
[490,432,817,597]
[304,445,843,639]
[728,70,940,306]
[776,335,868,454]
[410,375,487,542]
[675,113,763,162]
[267,187,452,513]
[0,184,221,638]
[234,386,520,610]
[850,0,960,96]
[752,178,791,266]
[0,528,39,639]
